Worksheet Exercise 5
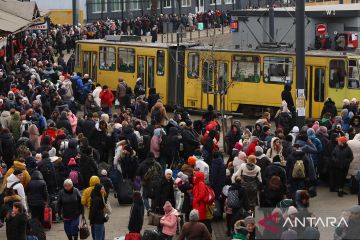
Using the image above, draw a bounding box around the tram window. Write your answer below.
[314,68,325,102]
[348,59,360,89]
[188,52,199,78]
[263,57,293,84]
[118,48,135,73]
[202,61,213,93]
[157,50,165,76]
[99,46,116,71]
[329,60,345,88]
[218,62,228,93]
[231,55,260,83]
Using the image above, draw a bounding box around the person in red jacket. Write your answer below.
[245,137,260,156]
[99,85,114,116]
[192,171,212,234]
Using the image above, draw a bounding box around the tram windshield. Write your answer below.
[348,59,360,89]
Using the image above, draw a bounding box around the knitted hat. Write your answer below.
[68,158,76,166]
[244,216,255,226]
[165,169,173,176]
[291,126,299,133]
[188,156,197,166]
[101,169,107,176]
[35,153,42,161]
[189,209,199,221]
[248,155,256,164]
[234,142,243,151]
[185,119,192,126]
[287,206,298,216]
[255,146,263,156]
[337,136,348,144]
[317,126,328,136]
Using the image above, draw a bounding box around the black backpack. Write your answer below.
[151,108,162,123]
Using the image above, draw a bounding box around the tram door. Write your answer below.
[305,66,326,118]
[137,56,155,95]
[201,60,229,111]
[82,51,97,82]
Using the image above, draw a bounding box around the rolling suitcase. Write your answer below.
[43,207,52,229]
[117,178,133,205]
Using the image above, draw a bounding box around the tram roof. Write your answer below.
[187,46,359,58]
[76,39,197,48]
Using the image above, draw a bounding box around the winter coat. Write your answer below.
[6,174,27,211]
[58,187,83,219]
[295,140,318,181]
[79,146,98,188]
[9,112,21,140]
[81,118,95,138]
[100,89,114,108]
[321,99,338,118]
[56,115,72,135]
[120,151,138,180]
[2,161,31,190]
[89,127,110,163]
[225,124,242,155]
[203,130,217,163]
[347,133,360,177]
[150,134,161,158]
[233,163,262,183]
[0,110,11,129]
[256,154,272,181]
[156,177,175,213]
[28,124,41,151]
[128,196,144,233]
[84,97,101,115]
[192,171,207,221]
[0,131,15,166]
[181,127,200,159]
[116,81,127,99]
[37,157,58,194]
[281,85,294,108]
[26,170,48,207]
[178,221,212,240]
[210,155,226,198]
[151,102,168,126]
[89,192,106,225]
[62,138,78,166]
[147,89,160,111]
[307,129,322,166]
[6,213,28,240]
[332,144,353,169]
[92,86,102,106]
[166,127,180,160]
[134,80,146,97]
[41,127,58,145]
[227,183,250,211]
[161,208,178,236]
[246,138,259,156]
[123,126,139,152]
[81,176,101,209]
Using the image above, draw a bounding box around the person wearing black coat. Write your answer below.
[321,98,338,119]
[79,138,98,189]
[89,184,107,240]
[123,125,139,153]
[26,170,48,224]
[128,191,144,233]
[155,169,176,214]
[89,120,111,163]
[58,179,84,240]
[56,111,72,135]
[0,128,15,168]
[228,177,251,229]
[181,121,200,160]
[147,88,160,111]
[81,114,96,139]
[210,152,226,199]
[331,137,353,197]
[166,126,180,167]
[203,130,216,165]
[62,138,78,167]
[281,84,295,113]
[6,202,29,240]
[37,135,52,154]
[225,123,242,157]
[134,78,146,98]
[37,151,58,195]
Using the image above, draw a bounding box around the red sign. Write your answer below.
[316,24,327,35]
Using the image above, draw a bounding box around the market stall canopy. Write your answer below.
[0,0,40,33]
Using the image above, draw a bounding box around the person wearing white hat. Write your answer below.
[154,169,175,214]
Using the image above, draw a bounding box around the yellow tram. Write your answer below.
[75,39,360,119]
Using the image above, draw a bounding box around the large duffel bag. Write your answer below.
[117,178,133,205]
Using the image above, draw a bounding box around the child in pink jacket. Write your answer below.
[160,201,178,239]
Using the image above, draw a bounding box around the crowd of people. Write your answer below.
[0,17,360,240]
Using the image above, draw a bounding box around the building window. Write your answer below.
[147,0,160,9]
[329,59,345,88]
[112,1,125,12]
[118,48,135,73]
[348,59,360,89]
[187,52,199,79]
[92,0,107,13]
[164,0,171,8]
[130,0,141,10]
[263,56,293,84]
[157,50,165,76]
[232,55,260,83]
[210,0,221,5]
[182,0,191,6]
[224,0,233,4]
[99,46,116,71]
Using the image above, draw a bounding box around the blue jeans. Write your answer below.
[91,224,105,240]
[63,217,80,237]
